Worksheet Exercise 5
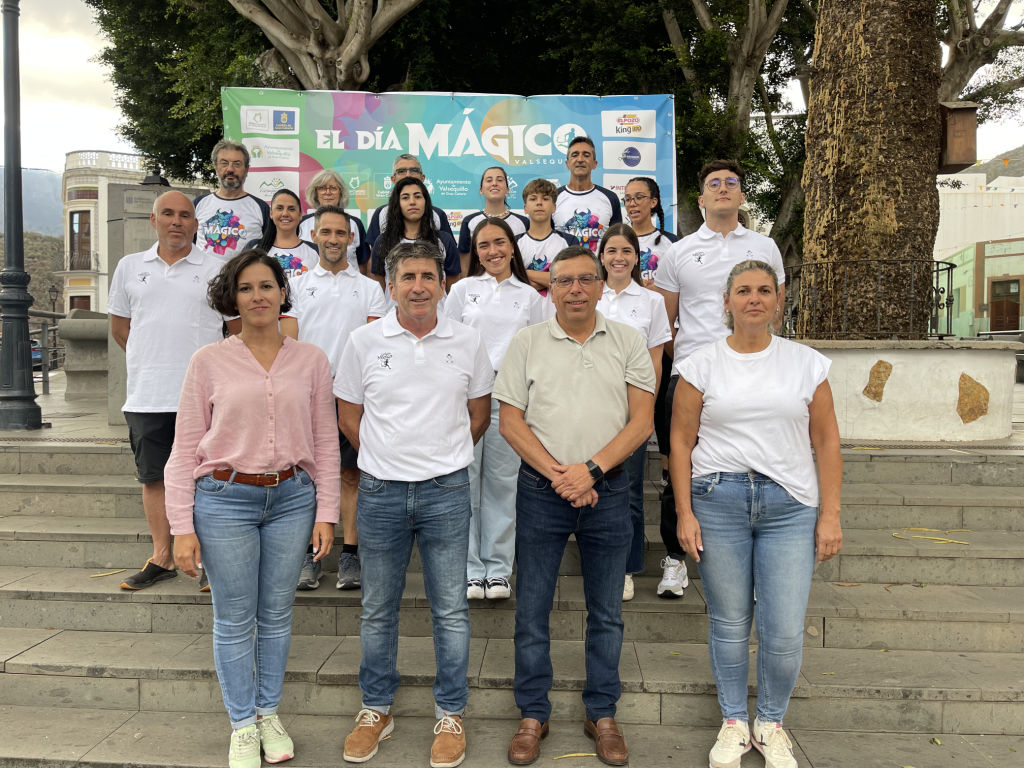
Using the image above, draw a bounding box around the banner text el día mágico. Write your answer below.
[221,88,677,234]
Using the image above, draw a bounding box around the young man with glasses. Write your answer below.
[194,139,270,263]
[495,245,655,767]
[652,159,786,599]
[365,154,453,248]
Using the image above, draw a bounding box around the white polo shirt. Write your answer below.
[554,184,622,251]
[285,263,387,377]
[334,310,494,481]
[596,281,672,349]
[654,222,785,365]
[444,274,546,370]
[108,243,226,413]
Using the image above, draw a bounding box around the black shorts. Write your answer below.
[125,411,177,484]
[339,427,359,470]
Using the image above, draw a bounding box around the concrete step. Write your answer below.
[11,707,1017,768]
[0,444,136,476]
[1,568,1021,654]
[0,474,142,517]
[0,631,1021,735]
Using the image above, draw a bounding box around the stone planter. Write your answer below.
[803,340,1022,442]
[57,312,109,402]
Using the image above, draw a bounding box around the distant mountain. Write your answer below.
[0,167,63,238]
[957,144,1024,183]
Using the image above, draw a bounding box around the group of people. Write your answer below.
[108,135,843,768]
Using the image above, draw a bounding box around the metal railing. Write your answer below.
[27,309,66,395]
[783,259,956,339]
[67,249,99,272]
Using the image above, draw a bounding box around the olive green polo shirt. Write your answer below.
[494,313,655,466]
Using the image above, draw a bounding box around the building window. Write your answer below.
[66,189,99,201]
[68,210,92,271]
[69,296,91,311]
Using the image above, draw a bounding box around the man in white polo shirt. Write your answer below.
[109,190,235,591]
[495,245,655,767]
[334,241,492,768]
[554,136,622,251]
[652,159,786,599]
[281,205,386,591]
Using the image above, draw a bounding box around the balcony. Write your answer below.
[65,151,144,172]
[66,250,99,273]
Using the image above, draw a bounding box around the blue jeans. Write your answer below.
[624,443,647,574]
[356,468,471,719]
[514,461,630,723]
[193,469,316,729]
[467,398,518,580]
[692,472,817,723]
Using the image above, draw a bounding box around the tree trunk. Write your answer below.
[798,0,941,339]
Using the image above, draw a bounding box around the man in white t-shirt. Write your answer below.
[109,190,236,591]
[194,139,270,263]
[554,136,622,252]
[334,241,492,768]
[281,206,386,592]
[652,159,786,599]
[365,153,453,246]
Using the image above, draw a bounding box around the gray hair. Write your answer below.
[385,240,445,286]
[305,169,349,209]
[549,245,601,280]
[723,259,780,330]
[392,153,420,170]
[210,139,249,169]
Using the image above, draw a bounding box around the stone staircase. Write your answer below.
[0,442,1022,766]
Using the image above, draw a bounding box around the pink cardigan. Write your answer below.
[164,335,341,535]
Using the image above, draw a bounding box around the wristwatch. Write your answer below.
[585,459,604,482]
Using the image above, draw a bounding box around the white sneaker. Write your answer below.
[657,556,688,598]
[228,724,261,768]
[484,577,512,600]
[466,579,485,600]
[709,718,751,768]
[622,574,635,601]
[752,718,797,768]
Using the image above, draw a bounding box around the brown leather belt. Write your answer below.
[211,467,296,487]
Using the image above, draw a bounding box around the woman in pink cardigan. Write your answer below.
[164,250,340,768]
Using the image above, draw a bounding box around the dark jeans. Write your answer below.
[513,461,630,722]
[624,443,647,574]
[659,375,686,559]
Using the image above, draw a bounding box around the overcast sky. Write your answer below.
[0,0,1021,175]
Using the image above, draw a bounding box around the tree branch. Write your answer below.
[799,0,816,22]
[978,0,1013,36]
[964,74,1024,101]
[295,0,343,47]
[227,0,319,87]
[662,5,705,102]
[757,76,786,163]
[260,0,309,33]
[690,0,715,32]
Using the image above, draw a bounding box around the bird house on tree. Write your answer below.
[939,102,979,174]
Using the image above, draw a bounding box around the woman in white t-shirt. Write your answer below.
[595,223,671,603]
[247,189,319,280]
[670,259,842,768]
[445,218,545,601]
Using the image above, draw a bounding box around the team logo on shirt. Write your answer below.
[377,352,393,370]
[693,251,706,265]
[564,209,604,251]
[137,272,150,284]
[305,287,318,297]
[444,353,455,364]
[468,293,481,304]
[512,301,522,312]
[199,210,246,256]
[192,274,202,283]
[640,248,658,274]
[629,308,640,320]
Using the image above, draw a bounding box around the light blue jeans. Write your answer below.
[356,468,471,719]
[691,471,817,723]
[467,398,518,580]
[193,469,316,729]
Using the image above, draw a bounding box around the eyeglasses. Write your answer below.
[394,166,422,177]
[317,184,341,193]
[704,177,741,191]
[623,194,650,204]
[551,274,599,289]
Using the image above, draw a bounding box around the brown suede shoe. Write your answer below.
[508,718,549,765]
[584,717,628,766]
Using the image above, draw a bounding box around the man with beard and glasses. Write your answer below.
[194,139,270,264]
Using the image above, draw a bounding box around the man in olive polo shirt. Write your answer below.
[494,245,655,767]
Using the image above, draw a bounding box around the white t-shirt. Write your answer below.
[285,263,387,377]
[457,211,530,253]
[194,192,269,263]
[554,185,622,251]
[596,282,672,349]
[678,336,830,507]
[262,241,320,280]
[655,222,785,366]
[636,229,679,286]
[516,230,579,286]
[333,310,494,481]
[107,244,226,413]
[298,213,370,266]
[444,274,546,370]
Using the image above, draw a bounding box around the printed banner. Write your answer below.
[222,89,677,232]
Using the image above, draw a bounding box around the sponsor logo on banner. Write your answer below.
[272,108,299,133]
[447,209,474,231]
[602,141,657,172]
[243,138,300,167]
[602,174,639,202]
[552,124,588,155]
[242,106,271,133]
[247,171,301,202]
[600,110,656,139]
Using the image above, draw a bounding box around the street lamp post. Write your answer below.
[0,0,41,429]
[48,284,57,314]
